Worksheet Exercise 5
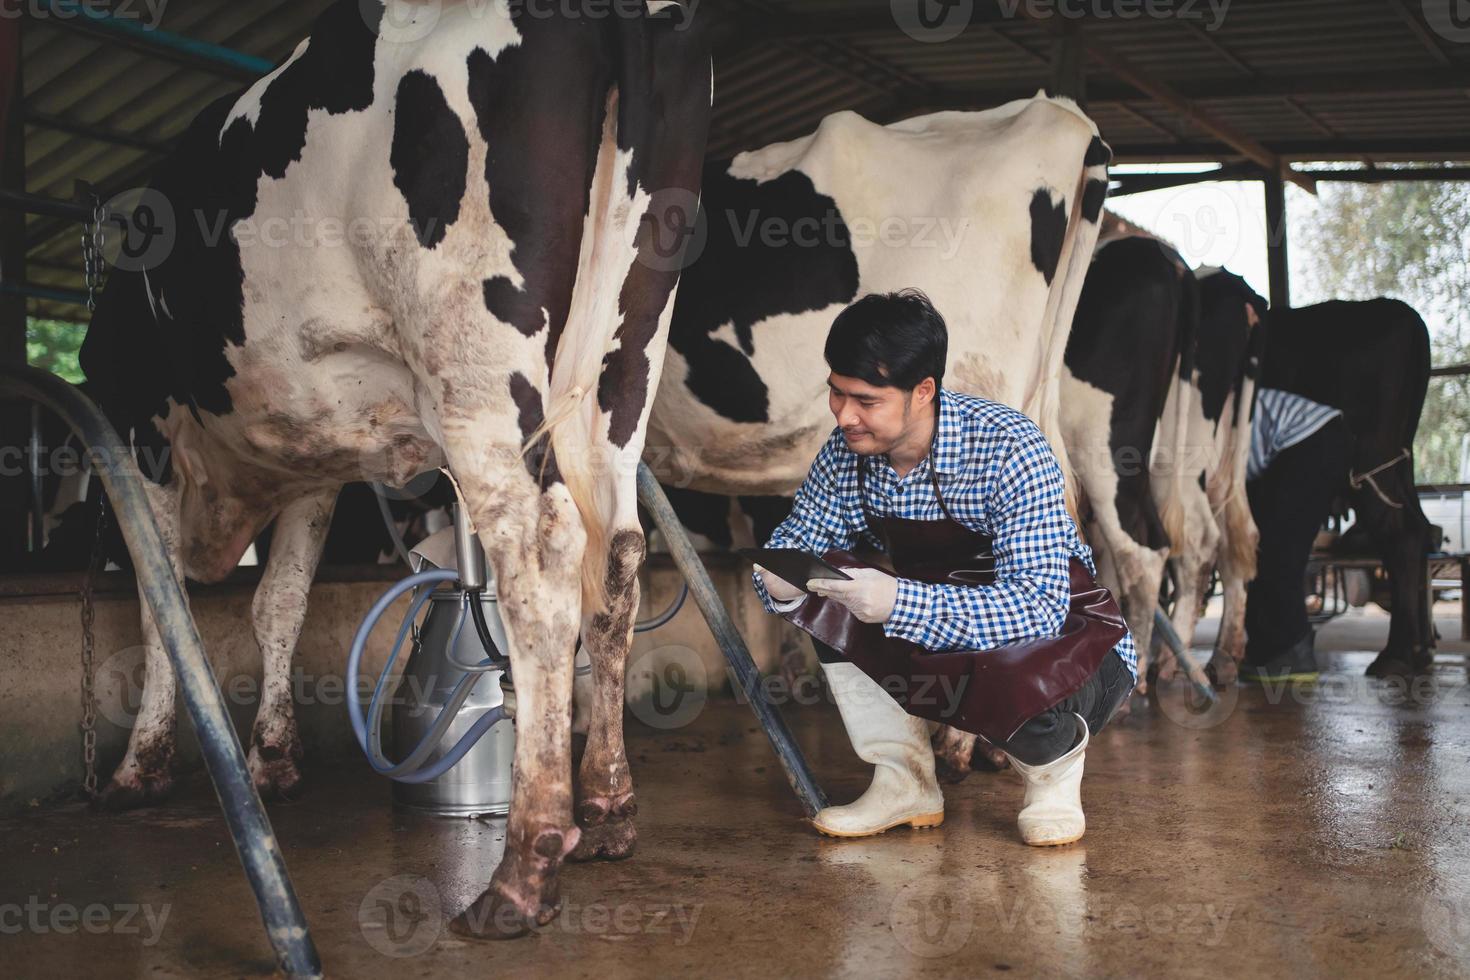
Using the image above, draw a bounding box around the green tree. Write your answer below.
[26,317,86,384]
[1289,175,1470,484]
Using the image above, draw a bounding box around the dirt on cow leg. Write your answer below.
[247,489,336,802]
[449,482,583,940]
[931,725,976,784]
[100,480,184,811]
[570,528,643,863]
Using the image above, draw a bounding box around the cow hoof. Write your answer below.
[973,742,1010,772]
[1205,652,1239,687]
[1365,653,1416,679]
[570,796,637,861]
[448,887,554,941]
[94,771,173,811]
[249,745,304,802]
[934,756,971,784]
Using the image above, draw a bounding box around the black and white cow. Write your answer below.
[1060,233,1197,687]
[79,0,713,938]
[646,94,1111,499]
[645,93,1111,775]
[1262,298,1435,677]
[1060,233,1266,690]
[1153,266,1265,685]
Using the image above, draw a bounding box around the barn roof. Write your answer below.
[15,0,1470,321]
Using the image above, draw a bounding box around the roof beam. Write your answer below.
[1076,37,1313,192]
[23,107,167,155]
[1101,138,1470,163]
[906,68,1470,106]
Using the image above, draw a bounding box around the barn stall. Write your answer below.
[1,1,1468,976]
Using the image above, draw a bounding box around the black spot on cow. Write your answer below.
[666,164,861,425]
[483,276,548,336]
[1194,270,1265,424]
[467,35,606,366]
[1028,188,1068,286]
[1084,135,1112,168]
[391,70,468,249]
[1064,237,1197,551]
[248,1,382,179]
[508,372,563,487]
[79,0,384,474]
[1081,178,1107,224]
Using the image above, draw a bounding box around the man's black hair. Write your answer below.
[824,287,947,391]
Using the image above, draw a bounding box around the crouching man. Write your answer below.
[751,289,1137,846]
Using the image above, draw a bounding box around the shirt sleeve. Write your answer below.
[751,433,860,615]
[882,425,1072,651]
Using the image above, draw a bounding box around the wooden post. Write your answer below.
[1263,170,1290,311]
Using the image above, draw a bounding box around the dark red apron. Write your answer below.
[784,420,1128,745]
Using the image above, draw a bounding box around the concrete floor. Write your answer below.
[4,603,1469,979]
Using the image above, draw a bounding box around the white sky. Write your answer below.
[1104,164,1272,298]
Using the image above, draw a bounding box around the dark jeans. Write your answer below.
[1245,416,1354,664]
[813,639,1133,766]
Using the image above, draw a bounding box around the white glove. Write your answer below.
[806,567,899,624]
[753,564,805,603]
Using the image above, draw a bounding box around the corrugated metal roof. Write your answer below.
[16,0,1470,321]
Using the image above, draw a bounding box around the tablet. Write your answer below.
[736,547,853,590]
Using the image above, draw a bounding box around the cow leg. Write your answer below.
[931,724,976,783]
[569,526,643,862]
[448,455,585,939]
[1209,490,1258,686]
[98,480,183,810]
[1365,494,1434,676]
[1160,488,1218,680]
[247,487,337,801]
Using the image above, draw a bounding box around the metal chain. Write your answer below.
[79,492,109,800]
[81,191,106,313]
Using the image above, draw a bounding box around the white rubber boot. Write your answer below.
[812,661,944,838]
[1006,713,1089,846]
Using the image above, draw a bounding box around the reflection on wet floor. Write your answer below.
[2,604,1467,977]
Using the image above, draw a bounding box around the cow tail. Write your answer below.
[1039,123,1110,523]
[1214,300,1265,581]
[1157,269,1198,553]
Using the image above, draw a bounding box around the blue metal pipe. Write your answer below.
[35,0,273,79]
[636,462,828,816]
[0,365,321,979]
[1,280,89,306]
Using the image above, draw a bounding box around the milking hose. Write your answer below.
[346,567,508,784]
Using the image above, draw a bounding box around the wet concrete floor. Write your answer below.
[4,604,1469,978]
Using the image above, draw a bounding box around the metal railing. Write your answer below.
[0,364,321,979]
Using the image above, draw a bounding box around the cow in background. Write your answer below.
[78,0,714,938]
[1152,267,1266,686]
[1060,234,1196,689]
[1263,298,1435,677]
[644,93,1111,776]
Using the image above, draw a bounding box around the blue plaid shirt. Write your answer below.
[752,388,1138,680]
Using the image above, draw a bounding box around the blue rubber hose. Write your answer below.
[346,568,509,784]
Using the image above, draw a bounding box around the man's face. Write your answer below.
[827,372,916,455]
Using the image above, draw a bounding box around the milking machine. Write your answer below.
[346,502,686,817]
